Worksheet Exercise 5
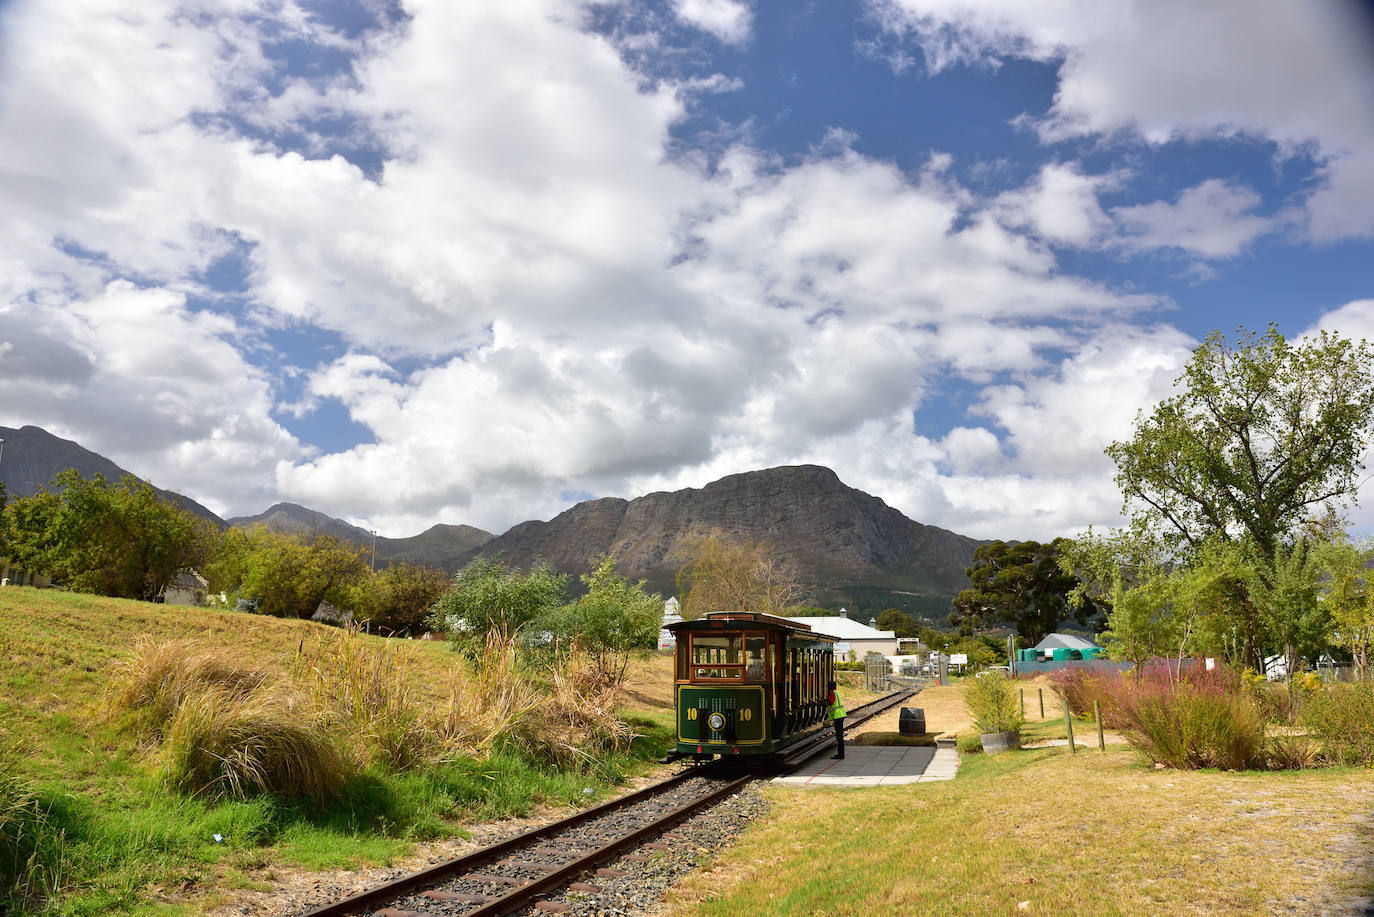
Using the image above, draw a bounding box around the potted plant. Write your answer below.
[965,671,1024,754]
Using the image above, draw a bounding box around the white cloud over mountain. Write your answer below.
[0,0,1368,543]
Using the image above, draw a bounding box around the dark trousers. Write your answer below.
[833,717,845,758]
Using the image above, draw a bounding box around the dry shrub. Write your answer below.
[1265,732,1323,770]
[294,627,437,770]
[1049,667,1128,726]
[109,637,273,737]
[531,642,633,765]
[1301,681,1374,766]
[1095,662,1264,770]
[159,686,348,802]
[439,631,545,758]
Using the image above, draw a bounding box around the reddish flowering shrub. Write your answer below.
[1091,662,1265,770]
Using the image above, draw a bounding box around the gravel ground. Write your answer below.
[511,784,770,917]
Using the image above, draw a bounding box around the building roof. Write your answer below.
[782,616,896,641]
[1033,632,1099,652]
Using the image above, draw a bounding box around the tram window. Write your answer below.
[744,636,767,680]
[692,635,741,665]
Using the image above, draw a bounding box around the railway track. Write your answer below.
[296,688,916,917]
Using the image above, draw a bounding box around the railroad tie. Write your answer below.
[466,873,528,886]
[533,903,572,914]
[421,890,495,903]
[595,868,626,878]
[375,909,441,917]
[568,882,602,893]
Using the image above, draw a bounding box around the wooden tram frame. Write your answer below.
[666,611,837,761]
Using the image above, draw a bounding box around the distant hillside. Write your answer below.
[467,465,982,619]
[0,424,222,523]
[227,502,493,571]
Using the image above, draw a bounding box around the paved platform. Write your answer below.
[772,744,960,787]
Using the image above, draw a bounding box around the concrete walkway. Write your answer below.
[772,743,960,787]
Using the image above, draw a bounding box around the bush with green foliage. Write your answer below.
[1300,681,1374,767]
[536,555,660,681]
[964,673,1024,735]
[428,557,568,654]
[344,560,451,635]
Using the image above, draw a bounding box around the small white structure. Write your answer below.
[784,614,898,657]
[659,596,683,650]
[163,570,208,606]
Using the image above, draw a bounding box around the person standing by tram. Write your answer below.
[826,680,846,759]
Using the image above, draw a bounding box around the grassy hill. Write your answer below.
[0,588,671,916]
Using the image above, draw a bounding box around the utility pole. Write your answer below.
[370,530,377,572]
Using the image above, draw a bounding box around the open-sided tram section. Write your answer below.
[295,690,913,917]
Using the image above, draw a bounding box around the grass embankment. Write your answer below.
[666,678,1374,917]
[0,589,673,916]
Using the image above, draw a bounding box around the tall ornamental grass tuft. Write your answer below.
[295,627,437,771]
[159,686,349,802]
[0,736,68,910]
[1300,681,1374,766]
[1096,663,1264,770]
[109,637,274,737]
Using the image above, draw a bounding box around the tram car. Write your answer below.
[666,611,837,761]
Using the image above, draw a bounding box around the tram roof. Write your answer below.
[666,611,836,640]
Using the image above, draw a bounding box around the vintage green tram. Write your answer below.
[666,611,837,760]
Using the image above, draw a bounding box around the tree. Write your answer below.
[427,557,568,653]
[676,531,803,619]
[1315,537,1374,678]
[950,539,1090,644]
[1107,325,1374,559]
[344,561,451,635]
[539,554,662,680]
[206,525,367,618]
[875,608,922,639]
[1,471,217,600]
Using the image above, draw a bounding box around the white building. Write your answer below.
[783,611,898,658]
[659,596,683,650]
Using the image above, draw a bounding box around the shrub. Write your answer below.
[1097,663,1264,770]
[1049,667,1127,725]
[295,627,437,771]
[159,686,349,802]
[1301,681,1374,766]
[109,637,273,737]
[964,674,1024,735]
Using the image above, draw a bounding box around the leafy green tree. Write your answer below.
[539,555,661,680]
[875,608,922,638]
[344,561,451,635]
[1107,325,1374,559]
[206,525,367,618]
[427,557,568,653]
[1315,537,1374,678]
[950,539,1090,644]
[1,471,217,600]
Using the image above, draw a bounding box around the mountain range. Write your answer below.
[0,424,981,618]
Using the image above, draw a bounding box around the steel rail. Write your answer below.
[297,687,918,917]
[296,765,712,917]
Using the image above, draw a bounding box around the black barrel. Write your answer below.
[899,707,925,735]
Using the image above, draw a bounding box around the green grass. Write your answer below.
[0,588,674,915]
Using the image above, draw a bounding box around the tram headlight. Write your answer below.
[707,712,726,731]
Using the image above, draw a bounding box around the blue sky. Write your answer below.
[0,0,1372,540]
